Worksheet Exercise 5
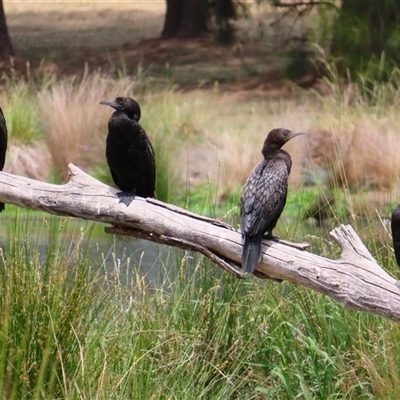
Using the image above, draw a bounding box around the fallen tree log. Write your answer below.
[0,164,399,322]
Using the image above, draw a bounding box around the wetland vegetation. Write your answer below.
[0,2,400,398]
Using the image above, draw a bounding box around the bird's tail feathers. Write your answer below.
[242,235,262,273]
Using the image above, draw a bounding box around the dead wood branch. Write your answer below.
[0,164,399,322]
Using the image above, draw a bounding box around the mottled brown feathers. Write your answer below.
[240,128,304,273]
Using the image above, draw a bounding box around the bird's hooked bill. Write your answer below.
[100,100,120,111]
[289,131,306,139]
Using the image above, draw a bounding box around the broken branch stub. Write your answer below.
[0,164,398,322]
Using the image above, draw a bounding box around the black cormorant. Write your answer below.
[0,107,7,212]
[240,128,304,273]
[391,204,400,267]
[100,97,155,206]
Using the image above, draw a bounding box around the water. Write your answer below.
[0,212,180,288]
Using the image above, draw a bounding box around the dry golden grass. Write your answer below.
[305,121,400,190]
[21,76,400,217]
[2,68,399,220]
[297,79,400,217]
[190,92,313,199]
[2,0,400,217]
[37,72,137,180]
[6,141,52,182]
[302,80,400,192]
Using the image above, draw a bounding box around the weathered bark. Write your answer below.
[161,0,209,38]
[0,164,399,323]
[0,1,13,59]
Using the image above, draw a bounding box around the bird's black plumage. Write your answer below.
[100,97,155,206]
[0,107,7,212]
[240,128,304,273]
[391,204,400,268]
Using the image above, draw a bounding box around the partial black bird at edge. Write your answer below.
[240,128,305,274]
[0,107,7,212]
[100,97,156,207]
[391,204,400,268]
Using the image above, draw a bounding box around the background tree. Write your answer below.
[0,0,13,59]
[330,0,400,80]
[161,0,238,43]
[161,0,209,38]
[271,0,400,81]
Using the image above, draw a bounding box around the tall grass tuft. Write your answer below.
[2,76,42,145]
[36,73,197,203]
[0,212,104,398]
[296,60,400,220]
[139,91,199,202]
[0,75,52,180]
[37,70,137,182]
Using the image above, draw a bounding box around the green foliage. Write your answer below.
[279,45,317,82]
[140,93,197,203]
[331,0,400,81]
[2,79,42,144]
[210,0,240,45]
[357,67,400,107]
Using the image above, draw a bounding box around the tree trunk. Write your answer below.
[161,0,183,38]
[0,1,14,59]
[0,164,400,324]
[161,0,209,39]
[180,0,209,38]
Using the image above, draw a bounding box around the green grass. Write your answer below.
[2,77,42,145]
[0,207,399,399]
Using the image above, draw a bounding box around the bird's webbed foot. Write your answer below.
[262,233,310,250]
[262,232,280,241]
[253,270,283,282]
[117,190,136,207]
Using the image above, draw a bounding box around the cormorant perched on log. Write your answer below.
[100,97,155,206]
[391,204,400,268]
[240,128,304,273]
[0,108,7,212]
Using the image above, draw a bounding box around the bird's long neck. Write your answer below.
[262,143,284,158]
[110,109,139,122]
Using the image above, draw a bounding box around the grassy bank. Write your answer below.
[0,208,399,399]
